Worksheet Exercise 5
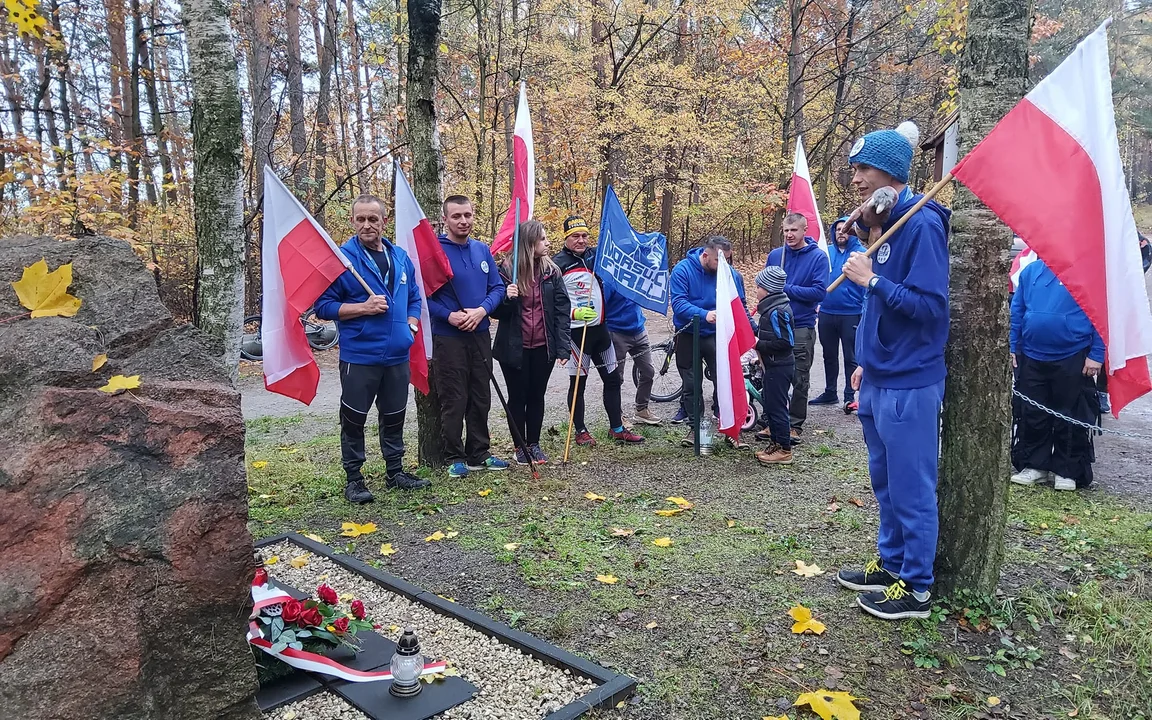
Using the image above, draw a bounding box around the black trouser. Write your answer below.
[433,333,493,465]
[567,339,623,432]
[674,332,718,426]
[762,362,794,450]
[501,346,553,445]
[817,312,859,401]
[790,326,816,429]
[339,361,410,482]
[1012,351,1097,487]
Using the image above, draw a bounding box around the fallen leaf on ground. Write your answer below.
[283,710,297,720]
[763,716,790,720]
[379,543,397,556]
[425,531,446,542]
[99,374,140,394]
[789,605,826,635]
[793,690,861,720]
[289,554,309,569]
[726,519,737,528]
[652,537,673,548]
[445,531,459,539]
[826,502,840,513]
[340,522,377,537]
[645,621,659,629]
[258,494,275,499]
[503,542,520,551]
[265,556,279,565]
[654,508,684,517]
[92,354,107,372]
[12,259,82,318]
[251,460,268,469]
[1062,515,1080,525]
[666,496,694,509]
[792,560,825,578]
[301,533,324,543]
[611,528,635,537]
[584,492,606,501]
[848,498,864,507]
[987,696,1001,707]
[595,574,619,585]
[478,488,492,497]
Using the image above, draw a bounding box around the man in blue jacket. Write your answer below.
[835,121,950,621]
[1009,258,1102,491]
[765,213,828,441]
[315,195,431,503]
[426,195,510,478]
[604,283,661,426]
[812,217,867,410]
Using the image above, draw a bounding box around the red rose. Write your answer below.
[332,617,350,634]
[300,607,323,627]
[253,568,269,586]
[350,599,366,620]
[317,584,338,605]
[280,599,303,623]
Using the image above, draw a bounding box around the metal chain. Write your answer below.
[1012,387,1152,441]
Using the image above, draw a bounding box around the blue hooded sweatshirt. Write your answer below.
[855,190,952,389]
[764,238,828,328]
[603,282,646,335]
[315,236,421,366]
[1010,259,1104,363]
[820,218,867,315]
[426,235,505,336]
[670,247,748,337]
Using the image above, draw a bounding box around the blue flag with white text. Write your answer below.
[594,186,669,314]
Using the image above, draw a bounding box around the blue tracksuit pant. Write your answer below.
[857,380,945,592]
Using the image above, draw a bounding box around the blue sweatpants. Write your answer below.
[857,380,945,592]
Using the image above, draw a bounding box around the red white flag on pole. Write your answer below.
[393,162,454,394]
[491,82,534,255]
[1008,240,1036,292]
[787,138,827,252]
[261,167,351,404]
[716,252,757,439]
[951,20,1152,417]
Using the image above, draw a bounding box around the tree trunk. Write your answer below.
[181,0,246,380]
[407,0,446,467]
[936,0,1033,595]
[106,0,130,175]
[312,0,337,222]
[244,0,274,203]
[145,0,178,205]
[285,0,308,193]
[344,0,368,194]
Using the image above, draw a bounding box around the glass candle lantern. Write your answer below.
[389,627,423,697]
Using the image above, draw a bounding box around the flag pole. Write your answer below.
[348,267,376,296]
[826,173,954,292]
[511,198,521,284]
[562,324,589,464]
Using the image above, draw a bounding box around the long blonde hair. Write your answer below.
[514,220,559,295]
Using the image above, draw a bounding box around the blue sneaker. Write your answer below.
[671,407,689,424]
[467,456,509,472]
[448,462,469,478]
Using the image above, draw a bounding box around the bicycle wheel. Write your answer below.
[742,392,759,431]
[641,339,682,403]
[303,310,339,351]
[240,315,263,361]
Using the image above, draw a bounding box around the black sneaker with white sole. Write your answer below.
[385,471,431,491]
[836,558,898,592]
[857,580,932,620]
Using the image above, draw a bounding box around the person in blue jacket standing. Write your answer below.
[315,195,432,503]
[835,121,950,621]
[1009,258,1102,491]
[811,217,867,411]
[765,213,827,442]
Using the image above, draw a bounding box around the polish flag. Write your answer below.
[715,252,757,439]
[1008,239,1036,292]
[787,138,827,252]
[393,162,454,394]
[261,167,351,404]
[491,82,534,255]
[952,20,1152,417]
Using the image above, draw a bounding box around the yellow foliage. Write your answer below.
[665,496,694,510]
[12,259,82,318]
[99,375,140,394]
[788,605,826,635]
[503,542,520,551]
[478,488,492,496]
[91,354,107,372]
[425,531,446,542]
[289,554,310,569]
[3,0,47,39]
[651,537,673,548]
[340,522,377,537]
[584,492,606,501]
[792,560,825,578]
[654,508,683,517]
[379,543,397,556]
[594,574,619,585]
[792,691,861,720]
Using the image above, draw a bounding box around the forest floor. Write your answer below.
[241,328,1152,720]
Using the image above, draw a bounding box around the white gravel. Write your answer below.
[258,541,599,720]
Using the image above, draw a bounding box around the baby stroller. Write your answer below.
[742,349,763,431]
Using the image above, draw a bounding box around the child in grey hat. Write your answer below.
[753,266,795,464]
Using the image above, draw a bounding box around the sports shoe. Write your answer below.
[857,580,932,620]
[725,435,750,450]
[809,391,838,406]
[528,444,549,464]
[515,447,531,465]
[633,408,662,426]
[610,427,645,444]
[1099,391,1110,415]
[1010,468,1050,486]
[756,447,792,465]
[1053,474,1077,491]
[671,407,689,424]
[467,456,510,472]
[789,428,804,445]
[344,479,375,504]
[844,400,858,414]
[448,462,469,478]
[836,557,898,592]
[575,430,597,447]
[680,429,696,448]
[386,470,431,491]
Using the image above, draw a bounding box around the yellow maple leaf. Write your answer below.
[478,488,492,497]
[726,519,737,528]
[611,527,635,537]
[763,716,790,720]
[12,259,81,317]
[595,574,619,585]
[445,531,459,539]
[289,554,310,569]
[91,353,107,372]
[584,492,606,501]
[503,542,520,551]
[251,460,268,469]
[654,508,683,517]
[652,537,673,548]
[340,522,377,538]
[99,374,140,394]
[4,0,48,38]
[793,690,861,720]
[792,560,825,578]
[788,605,827,635]
[301,532,324,543]
[425,530,446,542]
[379,543,397,556]
[265,555,279,565]
[665,496,694,510]
[987,696,1001,707]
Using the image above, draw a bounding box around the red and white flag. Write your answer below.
[952,20,1152,417]
[393,163,454,394]
[1008,239,1036,292]
[491,82,534,255]
[261,167,351,404]
[715,252,757,439]
[787,138,827,253]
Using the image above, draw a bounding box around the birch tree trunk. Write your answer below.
[181,0,246,381]
[936,0,1033,595]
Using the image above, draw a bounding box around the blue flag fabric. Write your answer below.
[594,186,669,314]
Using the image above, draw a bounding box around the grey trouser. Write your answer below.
[790,326,817,430]
[339,361,410,481]
[611,329,655,412]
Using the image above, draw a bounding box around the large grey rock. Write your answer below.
[0,235,259,720]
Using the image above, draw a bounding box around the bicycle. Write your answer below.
[634,334,683,403]
[239,306,339,361]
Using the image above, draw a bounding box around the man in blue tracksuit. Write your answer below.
[426,195,510,478]
[1009,258,1102,491]
[834,122,950,621]
[765,213,827,441]
[811,217,867,410]
[316,195,431,503]
[604,283,662,426]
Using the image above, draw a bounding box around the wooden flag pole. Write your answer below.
[562,324,589,464]
[826,173,954,293]
[511,198,522,284]
[348,266,376,296]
